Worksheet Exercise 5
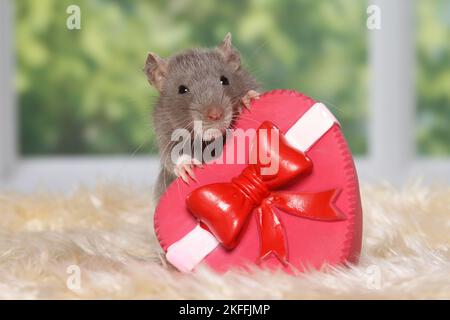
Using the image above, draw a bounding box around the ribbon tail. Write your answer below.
[270,189,346,221]
[256,201,288,265]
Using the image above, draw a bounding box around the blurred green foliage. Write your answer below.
[17,0,449,156]
[417,0,450,155]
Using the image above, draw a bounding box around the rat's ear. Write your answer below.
[217,33,241,71]
[144,52,168,91]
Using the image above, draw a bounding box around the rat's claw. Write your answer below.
[174,155,202,184]
[191,158,203,168]
[174,164,191,184]
[241,90,261,111]
[179,168,190,184]
[247,90,261,100]
[184,164,197,182]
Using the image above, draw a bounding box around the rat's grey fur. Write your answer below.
[145,35,259,200]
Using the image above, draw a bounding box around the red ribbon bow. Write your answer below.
[186,121,345,264]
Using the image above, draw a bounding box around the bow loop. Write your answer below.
[251,122,312,189]
[186,182,255,249]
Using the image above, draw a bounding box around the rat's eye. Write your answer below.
[220,76,229,86]
[178,85,189,94]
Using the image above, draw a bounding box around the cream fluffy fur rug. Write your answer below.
[0,182,449,299]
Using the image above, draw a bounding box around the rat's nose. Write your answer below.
[205,106,224,121]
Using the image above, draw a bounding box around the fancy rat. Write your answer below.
[144,33,260,201]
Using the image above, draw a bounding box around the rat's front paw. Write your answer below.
[241,90,261,111]
[173,155,203,184]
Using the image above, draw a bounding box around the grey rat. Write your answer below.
[144,33,260,201]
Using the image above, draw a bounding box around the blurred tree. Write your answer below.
[17,0,369,155]
[417,0,450,155]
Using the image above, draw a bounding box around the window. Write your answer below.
[1,0,449,191]
[16,0,368,156]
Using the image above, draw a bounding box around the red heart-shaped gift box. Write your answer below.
[154,90,362,273]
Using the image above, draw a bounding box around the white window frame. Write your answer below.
[1,0,449,192]
[0,0,16,180]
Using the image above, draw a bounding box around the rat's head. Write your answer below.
[145,34,251,141]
